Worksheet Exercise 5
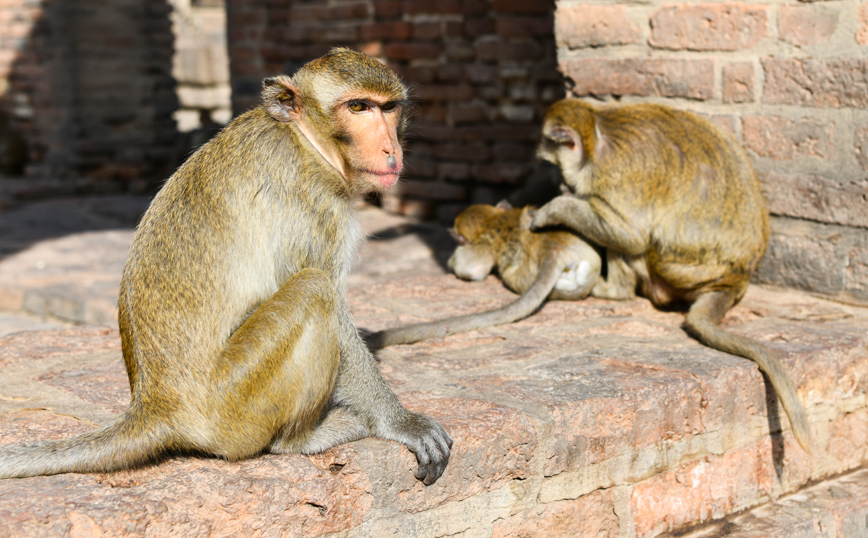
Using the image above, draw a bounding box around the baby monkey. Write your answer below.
[367,201,601,348]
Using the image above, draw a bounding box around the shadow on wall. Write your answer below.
[0,0,184,261]
[0,0,179,187]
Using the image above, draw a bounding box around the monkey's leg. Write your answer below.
[269,406,369,455]
[531,195,646,256]
[685,291,812,454]
[205,268,341,461]
[591,251,639,300]
[332,311,453,485]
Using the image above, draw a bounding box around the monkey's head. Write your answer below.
[447,202,531,282]
[537,99,600,190]
[262,48,410,195]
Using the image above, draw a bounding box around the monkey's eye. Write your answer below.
[381,101,398,112]
[348,101,369,113]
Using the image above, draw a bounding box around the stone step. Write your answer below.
[0,202,866,537]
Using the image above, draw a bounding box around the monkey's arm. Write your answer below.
[333,308,452,484]
[531,195,646,256]
[368,254,564,349]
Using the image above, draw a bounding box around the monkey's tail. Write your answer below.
[0,408,167,479]
[685,291,812,454]
[368,255,564,349]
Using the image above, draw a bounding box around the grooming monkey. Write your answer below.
[529,98,811,453]
[0,49,452,483]
[367,201,601,349]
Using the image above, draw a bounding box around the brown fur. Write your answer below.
[0,48,451,483]
[367,203,601,349]
[532,98,811,453]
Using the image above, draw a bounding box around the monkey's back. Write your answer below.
[594,103,770,301]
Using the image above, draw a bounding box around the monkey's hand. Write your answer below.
[377,411,453,485]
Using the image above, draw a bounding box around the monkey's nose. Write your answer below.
[386,155,397,170]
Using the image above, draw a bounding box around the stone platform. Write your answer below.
[0,196,867,537]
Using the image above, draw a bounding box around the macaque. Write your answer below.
[367,201,601,349]
[530,98,811,453]
[0,48,452,483]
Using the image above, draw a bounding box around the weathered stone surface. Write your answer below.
[649,3,768,51]
[1,205,868,537]
[562,58,715,101]
[555,4,640,49]
[762,58,868,109]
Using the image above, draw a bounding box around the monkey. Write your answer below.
[0,48,452,483]
[366,201,601,349]
[527,98,812,453]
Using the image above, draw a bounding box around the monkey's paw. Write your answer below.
[379,412,452,485]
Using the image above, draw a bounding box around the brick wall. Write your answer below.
[0,0,177,186]
[555,1,868,304]
[225,0,563,222]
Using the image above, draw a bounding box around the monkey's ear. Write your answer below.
[495,199,512,210]
[263,76,302,123]
[546,126,580,151]
[449,228,468,246]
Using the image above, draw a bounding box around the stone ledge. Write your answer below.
[1,205,867,537]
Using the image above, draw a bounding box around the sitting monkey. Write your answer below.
[367,202,601,348]
[0,49,451,483]
[530,98,811,453]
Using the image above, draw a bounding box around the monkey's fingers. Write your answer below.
[388,412,452,485]
[414,424,453,485]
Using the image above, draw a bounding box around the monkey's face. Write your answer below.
[332,94,406,193]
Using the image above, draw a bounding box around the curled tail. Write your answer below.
[685,291,812,454]
[368,255,564,349]
[0,409,167,479]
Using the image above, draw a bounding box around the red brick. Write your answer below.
[476,39,544,62]
[471,162,532,184]
[763,58,868,109]
[562,58,714,100]
[405,0,461,15]
[287,5,330,22]
[723,61,755,104]
[433,142,491,162]
[458,124,539,144]
[399,180,468,201]
[465,17,496,36]
[413,84,474,102]
[778,4,838,47]
[359,21,412,40]
[859,4,868,45]
[464,64,498,85]
[856,125,868,171]
[759,172,868,229]
[439,162,471,181]
[497,16,554,39]
[491,0,553,15]
[449,104,487,124]
[413,21,442,41]
[743,116,834,161]
[555,5,640,49]
[461,0,489,17]
[435,64,463,82]
[330,2,370,19]
[373,0,402,18]
[649,3,769,51]
[384,42,442,61]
